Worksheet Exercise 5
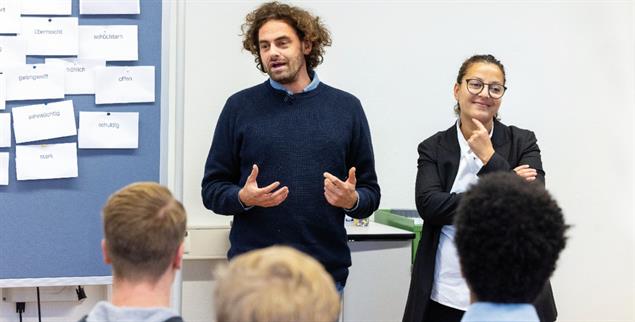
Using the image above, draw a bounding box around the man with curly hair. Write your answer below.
[201,1,380,291]
[454,172,568,321]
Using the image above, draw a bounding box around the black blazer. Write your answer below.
[402,119,557,322]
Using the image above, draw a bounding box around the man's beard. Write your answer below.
[266,56,305,84]
[268,68,298,84]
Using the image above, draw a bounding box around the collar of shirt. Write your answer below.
[461,302,539,322]
[269,71,321,95]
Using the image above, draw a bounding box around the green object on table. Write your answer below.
[374,209,422,264]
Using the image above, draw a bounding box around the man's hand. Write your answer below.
[238,164,288,208]
[323,167,358,209]
[513,164,538,182]
[468,118,495,164]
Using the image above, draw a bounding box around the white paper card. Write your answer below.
[12,100,77,143]
[95,66,154,104]
[0,0,20,34]
[0,152,9,186]
[0,73,5,110]
[21,0,72,16]
[5,64,65,101]
[0,35,26,70]
[79,112,138,149]
[16,142,78,180]
[0,112,10,147]
[46,58,105,95]
[79,25,138,61]
[21,17,79,56]
[80,0,140,15]
[0,152,8,185]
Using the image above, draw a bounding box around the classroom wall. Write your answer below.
[1,1,631,321]
[182,1,635,321]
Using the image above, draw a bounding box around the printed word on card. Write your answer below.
[79,112,138,149]
[95,66,154,104]
[4,64,65,101]
[79,25,138,61]
[0,0,20,34]
[21,17,79,56]
[46,58,105,95]
[12,100,76,144]
[16,143,78,181]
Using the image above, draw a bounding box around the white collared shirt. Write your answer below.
[430,120,493,310]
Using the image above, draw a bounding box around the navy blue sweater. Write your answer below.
[201,80,381,284]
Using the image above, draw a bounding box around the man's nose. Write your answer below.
[269,46,281,58]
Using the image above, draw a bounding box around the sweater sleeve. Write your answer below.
[345,100,381,219]
[201,98,247,216]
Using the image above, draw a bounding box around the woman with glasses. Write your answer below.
[402,54,557,322]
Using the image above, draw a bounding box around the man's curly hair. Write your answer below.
[454,172,568,303]
[241,2,332,73]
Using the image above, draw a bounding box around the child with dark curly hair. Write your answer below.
[454,172,568,321]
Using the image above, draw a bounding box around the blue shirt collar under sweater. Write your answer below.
[269,71,320,95]
[461,302,539,322]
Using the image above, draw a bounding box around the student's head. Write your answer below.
[453,54,507,121]
[454,172,568,303]
[101,182,187,283]
[241,1,332,82]
[214,246,340,322]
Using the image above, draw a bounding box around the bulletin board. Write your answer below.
[0,0,164,286]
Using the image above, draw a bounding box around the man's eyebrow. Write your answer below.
[260,35,292,43]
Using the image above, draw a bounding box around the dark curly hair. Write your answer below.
[454,54,506,119]
[241,2,332,73]
[454,172,568,303]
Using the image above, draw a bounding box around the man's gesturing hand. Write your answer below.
[238,164,288,208]
[323,167,358,209]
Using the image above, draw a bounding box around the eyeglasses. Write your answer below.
[465,79,507,99]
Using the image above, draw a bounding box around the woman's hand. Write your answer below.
[513,164,537,182]
[468,118,495,164]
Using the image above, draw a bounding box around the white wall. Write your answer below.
[182,1,634,321]
[1,1,631,321]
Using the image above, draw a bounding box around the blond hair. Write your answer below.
[214,246,340,322]
[102,182,186,282]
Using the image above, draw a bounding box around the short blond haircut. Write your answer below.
[102,182,186,282]
[214,246,340,322]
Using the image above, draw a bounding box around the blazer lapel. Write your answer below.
[491,119,511,158]
[438,123,460,192]
[439,120,510,191]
